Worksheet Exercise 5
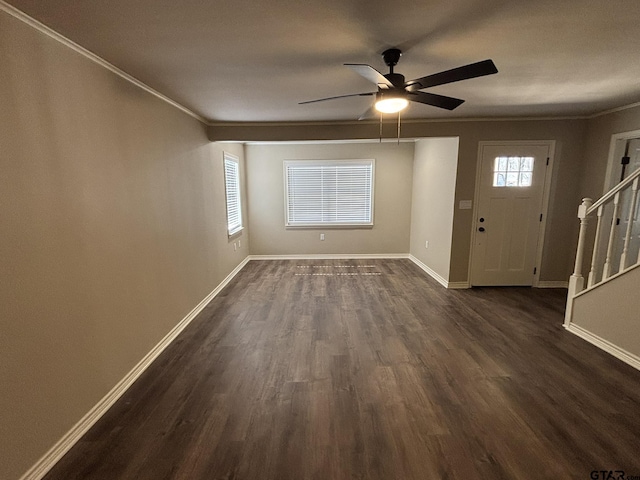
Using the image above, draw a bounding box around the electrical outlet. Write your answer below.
[238,239,241,248]
[425,240,429,249]
[320,233,325,241]
[233,242,237,251]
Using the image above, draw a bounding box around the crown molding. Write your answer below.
[209,100,640,128]
[0,0,208,125]
[245,138,416,145]
[588,100,640,119]
[4,0,639,130]
[208,114,588,128]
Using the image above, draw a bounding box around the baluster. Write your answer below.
[568,198,593,297]
[620,178,639,270]
[602,192,621,279]
[566,198,593,326]
[587,205,604,287]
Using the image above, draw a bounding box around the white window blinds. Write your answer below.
[284,160,374,227]
[224,153,243,235]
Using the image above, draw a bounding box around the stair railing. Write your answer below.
[565,168,640,325]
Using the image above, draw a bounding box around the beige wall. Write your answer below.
[405,121,587,284]
[5,2,640,477]
[569,105,640,358]
[572,265,640,358]
[245,141,414,255]
[409,138,460,281]
[582,104,640,199]
[217,119,587,282]
[0,11,248,480]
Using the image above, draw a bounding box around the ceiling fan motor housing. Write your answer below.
[382,49,405,86]
[383,73,406,88]
[382,48,402,68]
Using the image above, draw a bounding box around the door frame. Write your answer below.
[468,140,556,287]
[603,129,640,194]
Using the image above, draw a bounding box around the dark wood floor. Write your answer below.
[45,259,640,480]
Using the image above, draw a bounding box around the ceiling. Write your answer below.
[5,0,640,123]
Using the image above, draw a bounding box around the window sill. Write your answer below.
[285,224,374,230]
[228,227,244,239]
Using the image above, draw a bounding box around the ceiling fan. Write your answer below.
[300,48,498,120]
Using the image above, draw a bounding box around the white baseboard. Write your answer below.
[408,255,449,288]
[447,281,471,289]
[19,256,251,480]
[565,322,640,372]
[537,280,569,288]
[248,255,468,289]
[248,253,410,260]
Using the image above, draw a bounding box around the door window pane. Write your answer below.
[493,156,534,187]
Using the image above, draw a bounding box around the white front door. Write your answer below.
[470,143,551,286]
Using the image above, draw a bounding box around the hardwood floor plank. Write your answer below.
[44,259,640,480]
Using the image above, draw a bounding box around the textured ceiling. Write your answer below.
[5,0,640,122]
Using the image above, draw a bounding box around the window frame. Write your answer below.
[283,159,375,228]
[223,152,243,236]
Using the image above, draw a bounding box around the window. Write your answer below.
[493,156,534,187]
[223,153,243,235]
[284,160,374,227]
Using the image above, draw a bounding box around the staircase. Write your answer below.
[564,167,640,370]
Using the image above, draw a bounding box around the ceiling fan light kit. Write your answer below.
[375,94,409,114]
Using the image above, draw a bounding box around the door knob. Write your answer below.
[478,227,485,232]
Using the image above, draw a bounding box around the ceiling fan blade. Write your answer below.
[405,59,498,91]
[299,92,375,104]
[408,91,465,110]
[358,106,378,121]
[345,64,393,88]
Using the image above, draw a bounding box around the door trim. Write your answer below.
[603,129,640,194]
[468,140,556,287]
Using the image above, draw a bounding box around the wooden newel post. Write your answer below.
[565,198,593,326]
